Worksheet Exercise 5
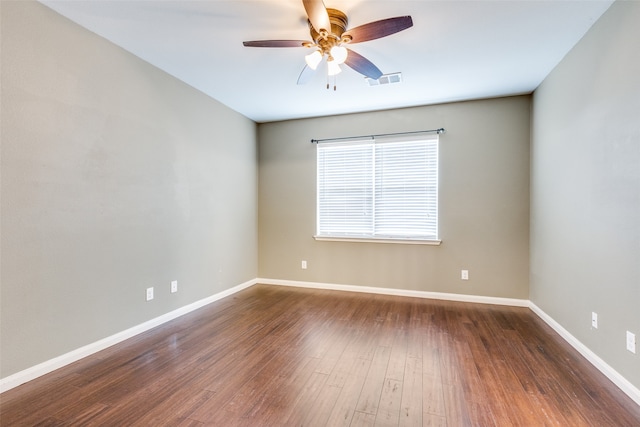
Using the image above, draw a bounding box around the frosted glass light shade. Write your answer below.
[327,60,342,76]
[305,50,323,70]
[330,46,348,64]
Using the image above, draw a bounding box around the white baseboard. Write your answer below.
[257,278,530,307]
[529,302,640,406]
[0,279,257,394]
[3,278,638,408]
[261,278,639,406]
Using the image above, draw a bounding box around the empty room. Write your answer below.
[1,0,639,425]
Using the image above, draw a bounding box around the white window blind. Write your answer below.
[317,133,439,241]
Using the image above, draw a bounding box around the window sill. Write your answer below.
[313,235,442,246]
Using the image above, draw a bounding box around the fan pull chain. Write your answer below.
[326,75,337,91]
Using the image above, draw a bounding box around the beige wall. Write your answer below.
[258,96,530,299]
[531,0,640,389]
[9,0,636,397]
[0,1,257,377]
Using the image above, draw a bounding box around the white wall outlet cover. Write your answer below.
[171,280,178,293]
[146,287,154,301]
[461,270,469,280]
[626,331,636,354]
[591,312,598,328]
[301,260,307,269]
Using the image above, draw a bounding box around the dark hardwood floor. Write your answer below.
[2,284,639,426]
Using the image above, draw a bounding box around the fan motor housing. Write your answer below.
[309,8,348,42]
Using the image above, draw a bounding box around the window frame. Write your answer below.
[314,133,441,245]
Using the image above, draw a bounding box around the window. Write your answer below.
[316,133,439,243]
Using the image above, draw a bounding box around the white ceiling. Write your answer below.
[40,0,614,123]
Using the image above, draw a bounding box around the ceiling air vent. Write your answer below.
[366,72,403,86]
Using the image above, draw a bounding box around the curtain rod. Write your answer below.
[310,128,445,144]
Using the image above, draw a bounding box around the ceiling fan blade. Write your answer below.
[343,16,413,44]
[243,40,309,48]
[297,65,316,85]
[344,49,383,80]
[298,55,326,85]
[302,0,330,32]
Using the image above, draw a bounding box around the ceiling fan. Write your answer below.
[243,0,413,88]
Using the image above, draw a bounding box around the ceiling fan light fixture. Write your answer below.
[305,50,323,70]
[327,60,342,76]
[330,45,348,64]
[243,2,414,88]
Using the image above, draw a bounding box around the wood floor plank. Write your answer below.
[422,372,446,418]
[374,378,403,426]
[355,345,392,415]
[434,332,461,387]
[325,329,369,388]
[297,382,343,426]
[398,356,422,427]
[324,355,372,427]
[422,412,447,426]
[351,410,377,426]
[421,344,442,381]
[245,356,320,424]
[441,383,472,426]
[2,284,640,426]
[386,329,409,382]
[207,355,318,424]
[314,326,353,376]
[281,371,330,425]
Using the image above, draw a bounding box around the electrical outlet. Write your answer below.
[171,280,178,293]
[591,312,598,329]
[146,287,154,301]
[627,331,636,354]
[461,270,469,280]
[301,260,307,269]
